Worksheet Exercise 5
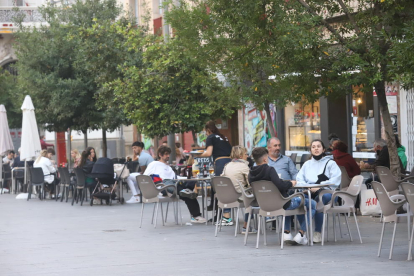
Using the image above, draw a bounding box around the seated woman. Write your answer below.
[71,149,81,168]
[221,146,252,230]
[296,139,341,243]
[34,149,57,198]
[78,147,97,199]
[332,141,361,178]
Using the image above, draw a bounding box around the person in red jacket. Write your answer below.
[332,141,361,178]
[40,135,54,150]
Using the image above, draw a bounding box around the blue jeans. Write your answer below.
[284,196,316,232]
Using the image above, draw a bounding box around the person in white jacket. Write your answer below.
[296,139,341,243]
[34,149,57,196]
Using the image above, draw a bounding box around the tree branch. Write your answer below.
[296,0,366,56]
[336,0,361,35]
[296,0,346,44]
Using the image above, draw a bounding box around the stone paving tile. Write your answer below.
[0,193,413,276]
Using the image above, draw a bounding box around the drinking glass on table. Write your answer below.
[209,165,214,177]
[193,164,200,177]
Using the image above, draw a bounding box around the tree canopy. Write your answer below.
[0,70,21,129]
[13,0,132,134]
[166,0,414,176]
[108,33,239,137]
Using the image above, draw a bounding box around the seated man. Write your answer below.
[266,137,298,181]
[144,145,206,223]
[248,147,316,245]
[126,141,154,204]
[362,138,404,187]
[3,150,15,166]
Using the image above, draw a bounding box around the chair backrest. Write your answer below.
[289,153,297,165]
[3,163,11,179]
[136,175,160,200]
[376,166,399,192]
[339,166,352,190]
[401,182,414,211]
[404,168,414,184]
[237,179,255,209]
[345,175,364,196]
[211,176,241,204]
[127,161,140,173]
[111,158,120,164]
[372,181,405,217]
[251,180,288,212]
[57,167,65,184]
[29,167,45,185]
[60,167,71,185]
[74,168,86,187]
[300,154,311,168]
[3,163,11,173]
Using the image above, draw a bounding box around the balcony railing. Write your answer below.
[0,7,43,23]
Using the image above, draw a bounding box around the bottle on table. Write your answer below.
[203,164,208,178]
[186,165,192,179]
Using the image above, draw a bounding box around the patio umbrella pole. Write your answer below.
[0,157,3,193]
[24,160,27,191]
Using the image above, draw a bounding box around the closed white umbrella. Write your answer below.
[20,96,41,189]
[0,104,14,155]
[0,104,15,192]
[20,95,41,161]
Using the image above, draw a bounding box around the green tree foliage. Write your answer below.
[108,34,239,137]
[166,0,325,137]
[167,0,414,176]
[13,0,131,135]
[0,70,22,128]
[289,0,414,176]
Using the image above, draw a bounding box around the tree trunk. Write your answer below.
[67,128,72,170]
[168,133,176,164]
[192,130,198,147]
[83,130,88,149]
[102,129,107,158]
[264,103,276,138]
[375,81,401,177]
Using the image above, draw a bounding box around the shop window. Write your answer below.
[352,88,376,157]
[285,101,321,151]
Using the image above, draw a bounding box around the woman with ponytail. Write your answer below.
[200,120,232,213]
[78,147,97,196]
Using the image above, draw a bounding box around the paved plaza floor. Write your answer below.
[0,192,413,276]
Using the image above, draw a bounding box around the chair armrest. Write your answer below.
[242,187,255,198]
[284,192,306,208]
[158,185,177,196]
[155,183,165,188]
[315,189,335,207]
[330,191,357,207]
[390,194,406,202]
[395,176,414,183]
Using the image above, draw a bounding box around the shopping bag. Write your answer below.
[113,164,130,179]
[360,188,382,216]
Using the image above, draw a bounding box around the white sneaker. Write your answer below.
[283,232,294,244]
[0,188,9,194]
[293,232,308,245]
[126,196,140,204]
[191,216,206,223]
[313,231,322,243]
